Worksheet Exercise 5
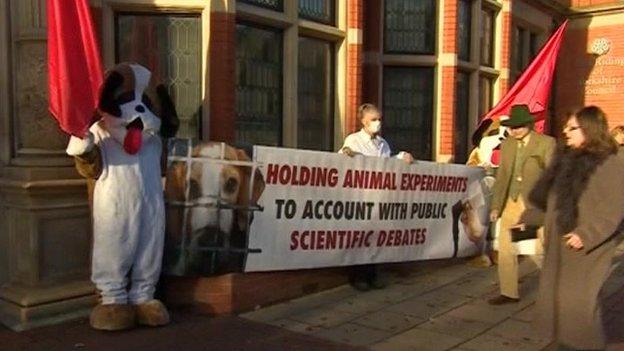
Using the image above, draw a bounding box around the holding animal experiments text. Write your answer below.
[265,163,469,251]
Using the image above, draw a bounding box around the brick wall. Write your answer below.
[164,268,347,314]
[571,0,621,7]
[362,0,381,110]
[346,0,364,134]
[499,6,513,96]
[209,11,236,142]
[551,0,619,8]
[442,0,458,54]
[440,67,456,155]
[555,17,624,130]
[439,0,458,156]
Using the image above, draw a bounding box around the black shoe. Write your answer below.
[351,280,370,292]
[487,295,519,305]
[369,276,387,289]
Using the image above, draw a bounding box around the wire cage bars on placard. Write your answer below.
[164,138,264,276]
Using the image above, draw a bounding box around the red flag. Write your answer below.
[47,0,103,137]
[476,20,568,134]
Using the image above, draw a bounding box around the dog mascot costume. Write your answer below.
[66,63,179,331]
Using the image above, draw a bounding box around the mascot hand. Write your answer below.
[66,132,95,156]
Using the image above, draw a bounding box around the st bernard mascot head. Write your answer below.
[470,117,508,168]
[98,63,179,154]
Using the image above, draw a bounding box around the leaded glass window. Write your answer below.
[478,76,494,119]
[297,37,333,151]
[384,0,436,54]
[530,32,539,61]
[299,0,334,25]
[116,14,202,139]
[512,26,526,82]
[382,67,434,160]
[480,8,495,66]
[235,24,283,147]
[458,0,472,61]
[454,71,470,163]
[238,0,282,11]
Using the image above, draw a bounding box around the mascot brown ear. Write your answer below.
[157,84,180,138]
[98,71,124,117]
[472,118,492,147]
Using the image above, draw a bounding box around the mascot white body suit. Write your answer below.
[90,118,164,305]
[66,63,179,331]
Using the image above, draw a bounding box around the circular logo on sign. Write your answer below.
[590,38,611,56]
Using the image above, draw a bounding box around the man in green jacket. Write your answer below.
[488,105,555,305]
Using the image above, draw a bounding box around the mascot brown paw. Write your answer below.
[136,300,170,327]
[90,304,136,331]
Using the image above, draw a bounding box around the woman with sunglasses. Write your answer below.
[518,106,624,350]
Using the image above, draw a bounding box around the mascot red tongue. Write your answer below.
[124,119,144,154]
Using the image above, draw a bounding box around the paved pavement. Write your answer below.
[2,254,624,350]
[242,255,624,351]
[0,308,364,351]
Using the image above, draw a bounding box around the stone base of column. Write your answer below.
[0,280,96,331]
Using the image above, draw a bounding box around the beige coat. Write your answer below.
[491,131,556,215]
[522,149,624,349]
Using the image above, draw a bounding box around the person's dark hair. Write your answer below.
[357,103,380,121]
[572,105,618,155]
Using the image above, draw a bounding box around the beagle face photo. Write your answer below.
[164,141,265,275]
[98,63,178,154]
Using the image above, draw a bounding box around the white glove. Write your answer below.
[66,132,95,156]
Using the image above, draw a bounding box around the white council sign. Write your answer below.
[243,146,490,272]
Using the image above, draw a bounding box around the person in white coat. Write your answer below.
[339,103,413,290]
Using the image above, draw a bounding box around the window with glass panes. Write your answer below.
[116,13,202,139]
[458,0,472,62]
[382,67,434,160]
[235,24,283,147]
[513,26,526,82]
[455,3,500,163]
[297,37,334,151]
[478,76,494,118]
[454,72,470,163]
[529,32,539,60]
[235,0,338,150]
[239,0,282,11]
[511,25,543,83]
[384,0,436,54]
[480,7,495,66]
[299,0,334,25]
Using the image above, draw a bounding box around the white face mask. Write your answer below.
[368,120,382,134]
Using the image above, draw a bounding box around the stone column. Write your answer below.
[0,0,96,331]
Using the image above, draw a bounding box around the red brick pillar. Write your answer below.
[499,0,512,97]
[209,4,236,142]
[346,0,364,134]
[439,0,458,158]
[362,0,381,118]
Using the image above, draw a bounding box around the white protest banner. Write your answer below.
[244,146,489,272]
